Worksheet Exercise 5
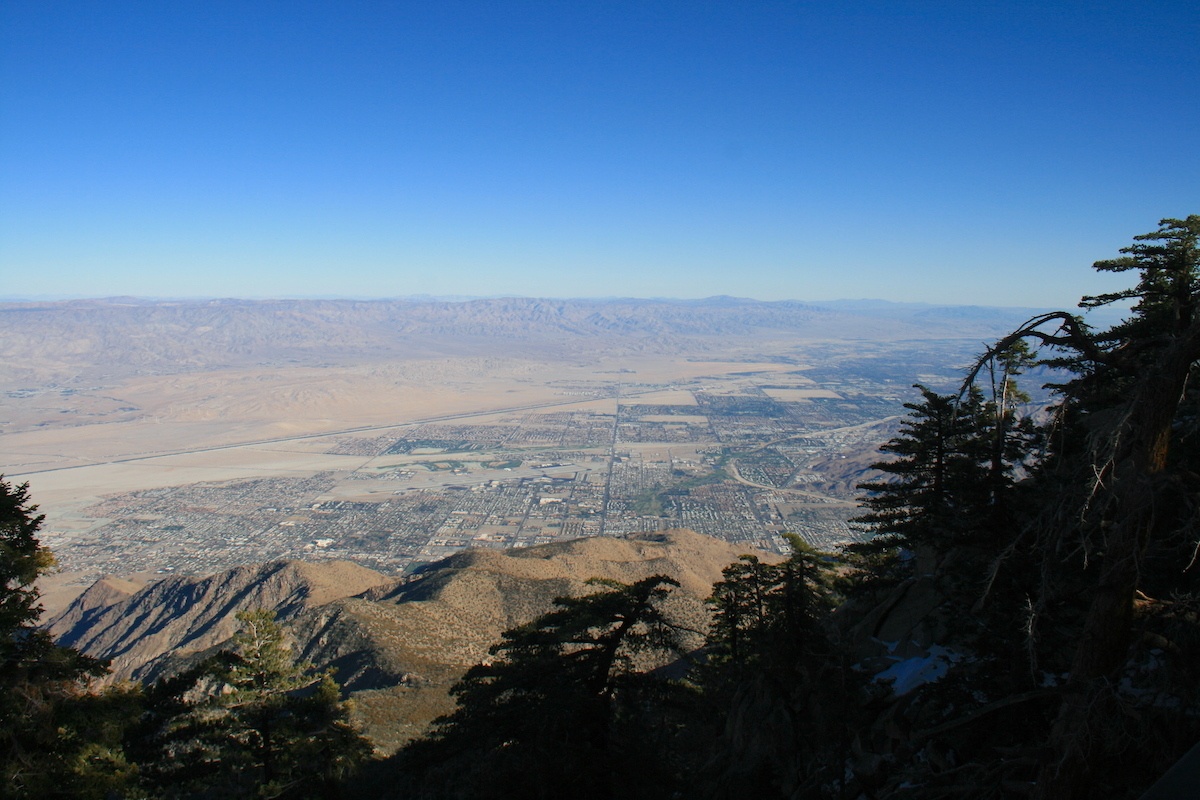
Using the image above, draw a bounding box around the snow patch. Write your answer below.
[875,645,962,696]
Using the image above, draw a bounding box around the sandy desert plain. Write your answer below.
[0,297,1008,613]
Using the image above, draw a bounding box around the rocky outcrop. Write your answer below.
[45,575,144,639]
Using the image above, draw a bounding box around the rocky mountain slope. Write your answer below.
[48,529,768,751]
[46,560,392,684]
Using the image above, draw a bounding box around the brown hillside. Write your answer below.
[290,529,773,751]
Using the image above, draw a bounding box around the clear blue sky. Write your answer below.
[1,1,1196,306]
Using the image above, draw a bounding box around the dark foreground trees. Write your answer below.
[699,535,861,799]
[381,540,858,800]
[1012,215,1200,799]
[379,217,1200,800]
[0,476,121,799]
[844,215,1200,798]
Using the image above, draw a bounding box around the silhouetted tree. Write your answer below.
[397,575,684,800]
[701,535,861,799]
[1002,216,1200,800]
[706,535,840,678]
[887,215,1200,799]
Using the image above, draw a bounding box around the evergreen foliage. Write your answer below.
[836,216,1200,798]
[851,386,990,557]
[705,534,840,677]
[135,609,370,799]
[1022,216,1200,799]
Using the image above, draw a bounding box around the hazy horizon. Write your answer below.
[1,292,1057,308]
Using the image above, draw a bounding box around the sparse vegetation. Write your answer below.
[420,460,466,472]
[482,459,522,469]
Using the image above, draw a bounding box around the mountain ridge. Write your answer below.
[47,529,776,751]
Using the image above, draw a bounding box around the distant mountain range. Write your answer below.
[0,296,1081,383]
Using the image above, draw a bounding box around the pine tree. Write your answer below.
[139,609,370,799]
[849,386,993,577]
[942,215,1200,799]
[977,340,1040,518]
[705,534,840,678]
[1026,216,1200,799]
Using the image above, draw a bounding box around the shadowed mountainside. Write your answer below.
[46,559,392,684]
